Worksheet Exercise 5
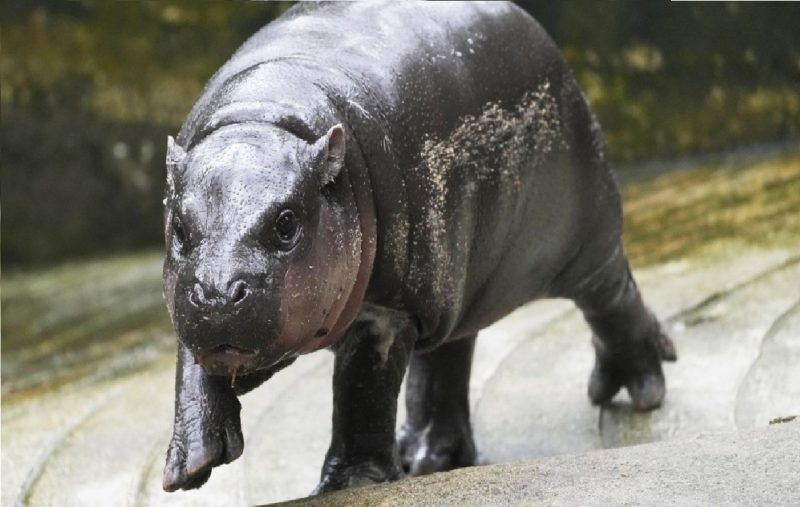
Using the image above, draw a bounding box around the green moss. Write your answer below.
[622,153,800,267]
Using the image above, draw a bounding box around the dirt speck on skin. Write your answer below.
[387,213,410,285]
[589,111,608,167]
[410,83,565,301]
[420,82,564,187]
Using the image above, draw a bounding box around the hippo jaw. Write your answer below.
[163,122,368,376]
[196,344,259,374]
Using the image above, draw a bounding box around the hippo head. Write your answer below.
[162,123,365,376]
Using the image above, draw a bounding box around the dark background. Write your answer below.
[2,0,799,268]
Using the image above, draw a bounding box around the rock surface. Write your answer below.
[265,419,800,507]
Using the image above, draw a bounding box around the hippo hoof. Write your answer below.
[162,404,244,492]
[655,332,678,362]
[397,418,476,476]
[313,457,403,495]
[588,336,671,412]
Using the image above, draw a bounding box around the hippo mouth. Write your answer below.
[196,344,260,376]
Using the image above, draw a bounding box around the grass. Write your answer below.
[622,153,800,266]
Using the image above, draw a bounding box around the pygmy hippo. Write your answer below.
[161,1,677,494]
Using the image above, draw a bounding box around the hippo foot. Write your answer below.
[162,397,244,491]
[397,416,477,476]
[312,455,403,495]
[588,331,676,412]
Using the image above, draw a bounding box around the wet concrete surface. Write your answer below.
[3,154,800,505]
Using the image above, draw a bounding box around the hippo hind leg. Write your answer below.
[397,335,477,475]
[568,244,677,411]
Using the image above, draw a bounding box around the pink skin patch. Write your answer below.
[279,203,363,355]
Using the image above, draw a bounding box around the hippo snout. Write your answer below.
[189,278,250,309]
[172,272,284,376]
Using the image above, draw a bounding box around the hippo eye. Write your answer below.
[274,209,300,248]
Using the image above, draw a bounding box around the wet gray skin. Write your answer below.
[164,124,361,374]
[161,1,676,495]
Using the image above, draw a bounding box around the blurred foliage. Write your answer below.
[2,103,178,264]
[1,0,798,267]
[1,1,293,124]
[526,1,800,161]
[1,1,292,267]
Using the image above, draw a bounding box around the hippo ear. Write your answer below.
[313,124,346,187]
[164,136,186,204]
[165,135,186,199]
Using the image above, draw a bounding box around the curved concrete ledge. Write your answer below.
[266,420,799,506]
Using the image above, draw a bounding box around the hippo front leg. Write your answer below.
[313,308,417,494]
[163,343,243,491]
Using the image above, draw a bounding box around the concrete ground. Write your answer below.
[3,152,799,506]
[267,419,800,507]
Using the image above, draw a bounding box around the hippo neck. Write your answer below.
[178,58,355,149]
[315,115,378,348]
[181,101,322,151]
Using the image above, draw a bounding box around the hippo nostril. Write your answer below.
[189,283,205,307]
[229,280,249,304]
